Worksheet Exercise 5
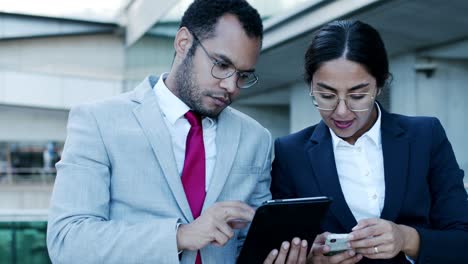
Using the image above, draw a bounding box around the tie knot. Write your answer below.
[185,110,202,127]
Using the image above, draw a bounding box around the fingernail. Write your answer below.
[293,238,300,245]
[272,249,278,256]
[301,240,307,247]
[349,250,355,256]
[282,242,290,250]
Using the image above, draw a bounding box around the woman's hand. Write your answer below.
[349,218,420,259]
[308,232,362,264]
[263,237,309,264]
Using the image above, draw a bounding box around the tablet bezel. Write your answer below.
[237,196,332,264]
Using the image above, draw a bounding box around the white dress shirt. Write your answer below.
[330,104,385,222]
[331,105,415,263]
[154,73,217,191]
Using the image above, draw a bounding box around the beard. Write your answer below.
[174,53,226,118]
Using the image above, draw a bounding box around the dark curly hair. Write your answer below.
[180,0,263,54]
[304,20,390,88]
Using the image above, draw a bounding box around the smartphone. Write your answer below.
[263,196,329,205]
[324,233,350,256]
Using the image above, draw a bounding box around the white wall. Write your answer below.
[0,185,52,209]
[0,105,68,141]
[124,35,174,91]
[0,34,124,109]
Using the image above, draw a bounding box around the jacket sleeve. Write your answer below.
[415,118,468,263]
[237,128,273,255]
[47,105,180,264]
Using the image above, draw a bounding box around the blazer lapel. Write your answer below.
[306,121,357,231]
[203,108,241,209]
[380,109,409,221]
[131,76,193,222]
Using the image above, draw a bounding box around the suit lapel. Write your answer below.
[306,121,357,231]
[380,110,409,221]
[131,77,193,222]
[203,108,241,209]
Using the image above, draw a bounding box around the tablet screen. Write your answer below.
[237,196,331,263]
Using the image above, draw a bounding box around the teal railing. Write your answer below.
[0,222,50,264]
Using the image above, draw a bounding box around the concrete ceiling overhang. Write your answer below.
[238,0,468,102]
[0,12,116,40]
[123,0,180,46]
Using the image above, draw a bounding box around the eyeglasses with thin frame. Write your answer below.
[309,90,376,112]
[189,31,258,89]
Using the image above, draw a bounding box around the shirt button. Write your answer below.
[372,194,378,200]
[357,147,362,152]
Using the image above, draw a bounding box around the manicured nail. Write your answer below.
[293,238,300,245]
[301,240,307,247]
[272,249,278,256]
[282,242,290,250]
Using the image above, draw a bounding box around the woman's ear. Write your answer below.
[174,27,193,59]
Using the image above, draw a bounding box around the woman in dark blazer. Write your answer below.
[271,20,468,264]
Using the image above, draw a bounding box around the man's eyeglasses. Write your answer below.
[190,31,258,89]
[309,91,376,112]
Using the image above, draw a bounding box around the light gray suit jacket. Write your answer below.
[47,76,272,264]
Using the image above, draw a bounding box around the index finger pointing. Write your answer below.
[217,201,255,214]
[217,205,255,222]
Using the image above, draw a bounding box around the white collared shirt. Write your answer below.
[154,73,217,191]
[330,104,385,222]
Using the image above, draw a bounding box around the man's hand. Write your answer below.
[176,201,255,251]
[309,232,362,264]
[263,237,309,264]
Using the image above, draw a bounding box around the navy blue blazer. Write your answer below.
[271,107,468,263]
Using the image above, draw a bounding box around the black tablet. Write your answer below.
[237,196,332,264]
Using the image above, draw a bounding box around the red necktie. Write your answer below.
[181,111,206,264]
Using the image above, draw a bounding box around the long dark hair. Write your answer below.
[304,20,390,88]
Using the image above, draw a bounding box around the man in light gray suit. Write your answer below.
[47,0,309,263]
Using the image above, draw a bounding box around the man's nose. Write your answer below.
[220,74,238,93]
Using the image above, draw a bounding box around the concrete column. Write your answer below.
[289,82,321,133]
[415,59,468,176]
[389,54,418,115]
[390,53,468,181]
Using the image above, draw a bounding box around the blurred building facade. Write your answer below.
[0,0,467,214]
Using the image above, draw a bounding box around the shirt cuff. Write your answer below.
[176,221,183,255]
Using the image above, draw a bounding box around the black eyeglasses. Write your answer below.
[189,31,258,89]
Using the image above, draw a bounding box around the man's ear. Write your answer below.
[174,27,193,59]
